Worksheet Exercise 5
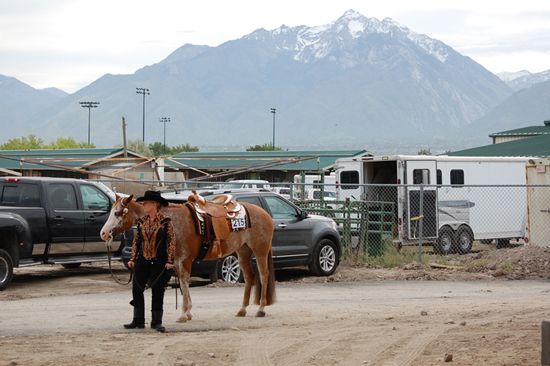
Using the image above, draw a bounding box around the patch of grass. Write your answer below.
[342,239,448,268]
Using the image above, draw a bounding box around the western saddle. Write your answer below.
[187,191,248,260]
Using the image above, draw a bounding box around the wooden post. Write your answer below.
[122,117,128,158]
[543,321,550,365]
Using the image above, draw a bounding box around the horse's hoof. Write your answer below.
[176,317,188,323]
[236,310,247,317]
[256,311,266,317]
[186,314,193,321]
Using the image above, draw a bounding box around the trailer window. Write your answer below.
[450,170,464,185]
[437,170,442,185]
[340,171,359,189]
[413,169,430,184]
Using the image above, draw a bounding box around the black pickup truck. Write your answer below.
[0,177,132,291]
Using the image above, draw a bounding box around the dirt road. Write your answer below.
[0,261,548,365]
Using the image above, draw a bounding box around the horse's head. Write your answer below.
[100,194,140,244]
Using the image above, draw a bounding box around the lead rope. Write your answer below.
[107,244,133,285]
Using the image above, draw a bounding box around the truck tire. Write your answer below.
[211,253,243,283]
[308,239,339,276]
[434,226,454,255]
[0,249,14,291]
[455,226,473,254]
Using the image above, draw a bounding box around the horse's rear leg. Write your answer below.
[236,245,254,317]
[176,258,193,322]
[254,251,276,317]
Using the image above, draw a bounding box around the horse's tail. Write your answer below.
[253,251,276,306]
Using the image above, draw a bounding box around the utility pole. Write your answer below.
[159,117,170,154]
[79,101,99,145]
[136,88,149,142]
[271,108,276,150]
[122,117,128,158]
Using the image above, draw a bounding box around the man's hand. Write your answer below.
[166,263,174,270]
[127,260,135,268]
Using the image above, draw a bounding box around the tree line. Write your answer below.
[1,135,285,155]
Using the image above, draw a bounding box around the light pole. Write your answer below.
[136,88,150,141]
[271,108,276,150]
[79,101,99,145]
[159,117,170,154]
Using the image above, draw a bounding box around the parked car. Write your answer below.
[272,186,291,199]
[222,180,272,190]
[160,188,342,282]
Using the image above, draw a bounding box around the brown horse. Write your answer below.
[100,194,276,322]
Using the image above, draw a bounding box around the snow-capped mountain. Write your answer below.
[3,10,513,150]
[246,10,451,66]
[498,69,550,91]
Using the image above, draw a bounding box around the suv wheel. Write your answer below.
[0,249,14,291]
[309,239,338,276]
[210,253,243,283]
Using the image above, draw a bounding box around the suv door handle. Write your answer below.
[278,223,287,228]
[53,216,64,221]
[86,216,97,221]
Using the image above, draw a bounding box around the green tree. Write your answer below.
[171,143,199,154]
[0,135,45,150]
[116,139,153,157]
[417,149,431,155]
[148,142,169,156]
[45,137,95,149]
[247,143,283,151]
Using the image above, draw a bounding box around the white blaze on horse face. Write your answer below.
[100,201,124,242]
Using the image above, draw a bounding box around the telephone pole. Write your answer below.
[79,101,99,145]
[136,88,149,141]
[271,108,276,150]
[159,117,170,154]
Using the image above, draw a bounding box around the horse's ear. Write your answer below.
[122,195,134,205]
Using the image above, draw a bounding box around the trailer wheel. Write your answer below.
[455,226,473,254]
[435,227,454,255]
[496,239,509,249]
[0,249,14,291]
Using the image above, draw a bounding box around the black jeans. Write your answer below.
[132,255,170,312]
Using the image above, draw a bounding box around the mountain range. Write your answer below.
[1,9,549,154]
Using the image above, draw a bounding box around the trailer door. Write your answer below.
[405,161,438,240]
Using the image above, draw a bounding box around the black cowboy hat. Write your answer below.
[136,190,168,207]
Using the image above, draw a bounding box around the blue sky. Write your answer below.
[1,0,549,93]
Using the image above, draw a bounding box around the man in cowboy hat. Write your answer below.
[124,190,175,332]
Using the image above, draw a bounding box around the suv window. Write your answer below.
[264,195,298,219]
[235,196,263,207]
[80,185,110,210]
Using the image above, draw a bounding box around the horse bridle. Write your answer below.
[107,201,132,285]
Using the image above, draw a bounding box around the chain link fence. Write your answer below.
[94,178,550,266]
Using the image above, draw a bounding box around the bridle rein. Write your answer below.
[107,202,133,285]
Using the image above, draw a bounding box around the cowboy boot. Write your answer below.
[151,310,165,332]
[124,307,145,329]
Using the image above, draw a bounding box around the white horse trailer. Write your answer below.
[334,155,531,254]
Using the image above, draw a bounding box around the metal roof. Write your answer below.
[447,133,550,157]
[489,120,550,137]
[0,148,143,170]
[167,150,373,172]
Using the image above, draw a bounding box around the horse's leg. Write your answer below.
[254,251,271,317]
[236,245,254,317]
[176,258,193,322]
